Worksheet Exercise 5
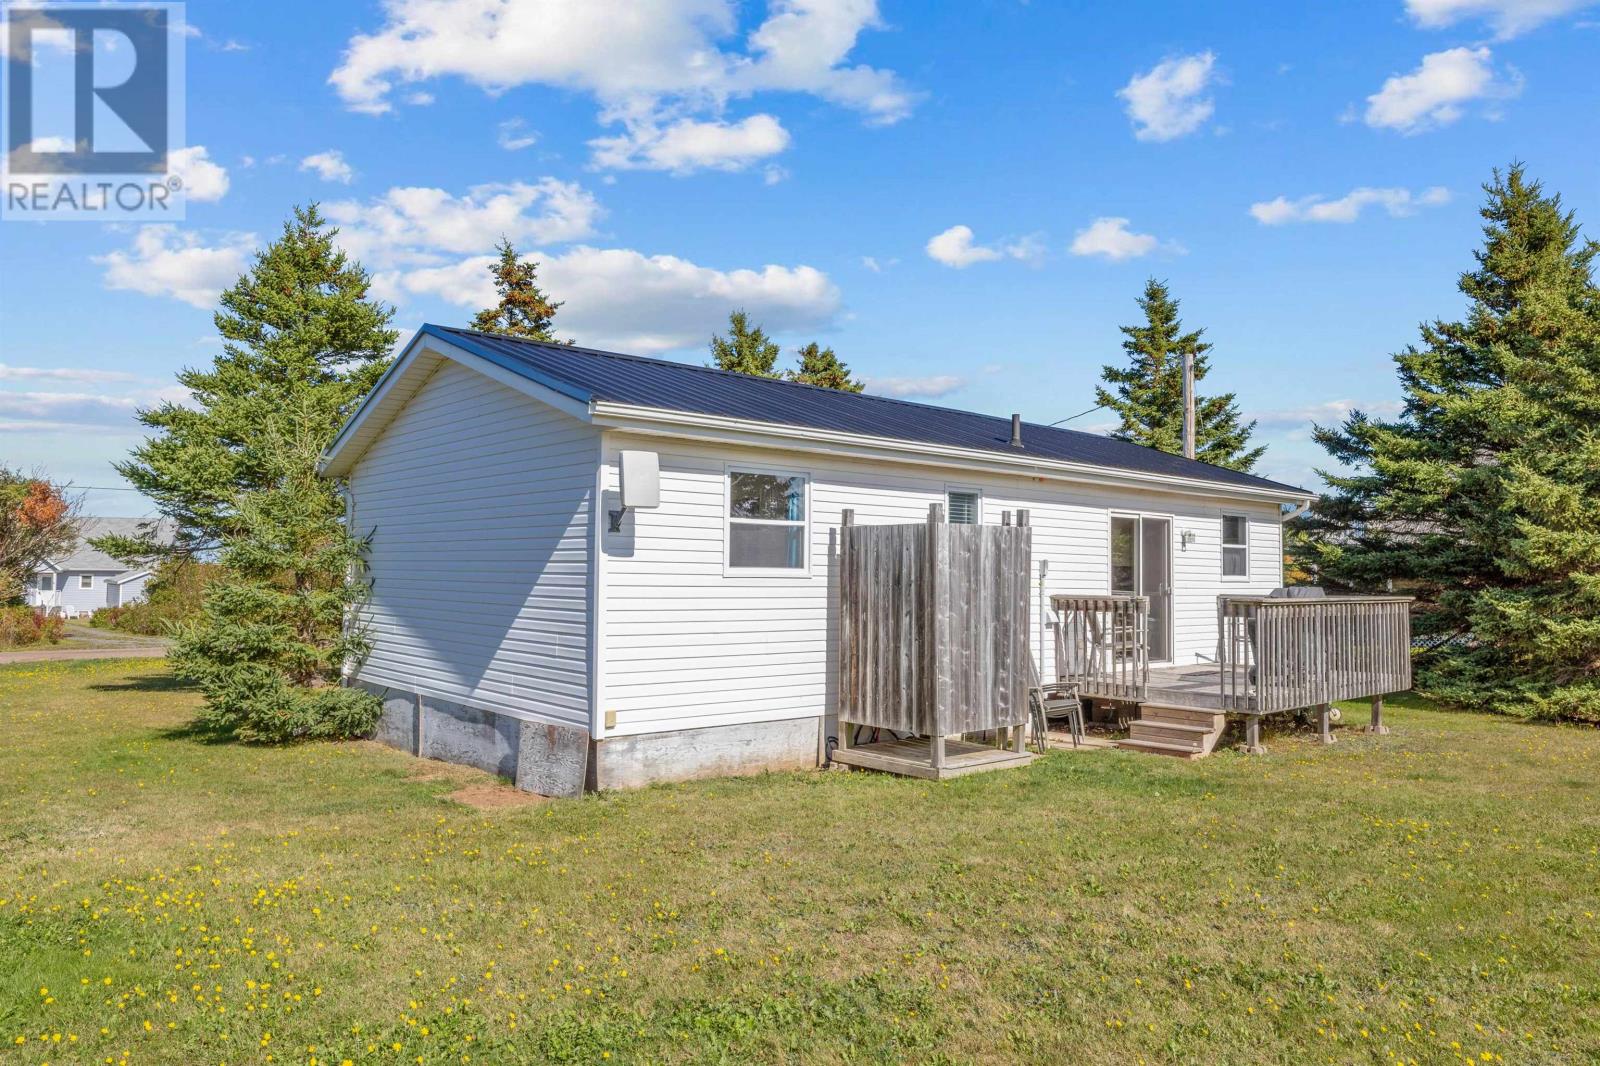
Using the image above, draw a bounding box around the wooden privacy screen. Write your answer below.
[837,522,1032,736]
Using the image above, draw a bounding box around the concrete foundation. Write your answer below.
[359,683,816,795]
[516,720,590,799]
[589,717,821,791]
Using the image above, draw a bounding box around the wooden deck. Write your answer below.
[1144,664,1234,710]
[831,737,1035,780]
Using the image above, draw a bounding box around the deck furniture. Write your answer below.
[1030,681,1084,749]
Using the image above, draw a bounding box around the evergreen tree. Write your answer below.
[109,204,395,741]
[1094,279,1264,472]
[789,342,864,392]
[102,205,395,560]
[171,410,378,742]
[471,238,563,341]
[709,310,780,377]
[1300,164,1600,720]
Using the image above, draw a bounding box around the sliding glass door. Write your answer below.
[1110,514,1173,663]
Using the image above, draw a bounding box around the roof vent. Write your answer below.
[1010,413,1023,448]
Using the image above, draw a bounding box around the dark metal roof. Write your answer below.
[424,324,1308,496]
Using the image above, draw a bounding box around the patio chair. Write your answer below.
[1029,682,1084,750]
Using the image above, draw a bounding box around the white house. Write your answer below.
[321,325,1315,794]
[26,518,169,618]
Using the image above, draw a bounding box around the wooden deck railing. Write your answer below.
[1218,595,1413,713]
[1051,595,1149,701]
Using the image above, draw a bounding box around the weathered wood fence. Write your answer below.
[836,509,1032,737]
[1051,594,1150,701]
[1219,595,1413,713]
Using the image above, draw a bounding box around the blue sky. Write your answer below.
[3,0,1598,516]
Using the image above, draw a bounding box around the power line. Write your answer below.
[1046,403,1109,427]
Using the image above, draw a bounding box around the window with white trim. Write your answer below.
[946,490,980,525]
[1222,515,1249,577]
[37,574,52,592]
[80,574,94,590]
[727,469,807,571]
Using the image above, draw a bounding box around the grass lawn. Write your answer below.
[2,660,1597,1065]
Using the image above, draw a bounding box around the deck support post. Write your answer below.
[931,734,946,770]
[1011,722,1026,754]
[1317,703,1336,745]
[1244,715,1265,755]
[1366,694,1390,735]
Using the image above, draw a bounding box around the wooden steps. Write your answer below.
[1117,705,1228,759]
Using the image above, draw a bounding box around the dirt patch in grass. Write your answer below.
[445,782,547,809]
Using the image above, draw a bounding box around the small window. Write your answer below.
[1222,515,1249,577]
[80,574,94,590]
[37,574,52,592]
[946,491,979,525]
[728,469,807,571]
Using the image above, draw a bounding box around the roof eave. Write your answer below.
[590,402,1314,505]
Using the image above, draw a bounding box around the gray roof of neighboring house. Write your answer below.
[40,517,172,573]
[421,324,1310,497]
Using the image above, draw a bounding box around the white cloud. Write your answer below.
[497,118,539,151]
[300,150,356,184]
[0,382,191,434]
[863,374,964,399]
[0,364,138,383]
[1068,217,1178,261]
[324,180,603,267]
[394,245,840,354]
[589,113,790,173]
[329,0,917,172]
[94,227,254,309]
[1405,0,1593,37]
[165,145,229,202]
[1250,185,1451,224]
[925,225,1042,269]
[1117,51,1218,142]
[0,390,140,428]
[1254,399,1404,427]
[1363,47,1520,134]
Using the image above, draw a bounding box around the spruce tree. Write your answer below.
[111,204,395,741]
[171,410,378,742]
[789,342,864,392]
[104,205,395,559]
[1095,279,1263,472]
[1300,164,1600,720]
[471,238,563,341]
[709,310,780,377]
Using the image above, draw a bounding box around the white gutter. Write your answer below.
[591,402,1314,507]
[1281,500,1313,523]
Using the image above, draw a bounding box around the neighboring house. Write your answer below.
[322,325,1316,793]
[25,518,170,619]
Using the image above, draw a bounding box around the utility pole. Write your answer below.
[1182,348,1196,460]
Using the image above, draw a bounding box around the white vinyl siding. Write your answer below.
[598,434,1284,738]
[347,360,596,729]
